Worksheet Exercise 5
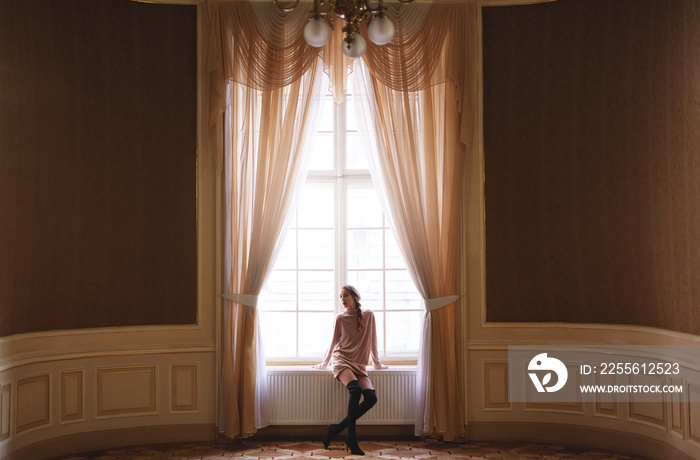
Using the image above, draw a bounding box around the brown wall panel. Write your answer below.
[0,0,197,335]
[483,0,700,334]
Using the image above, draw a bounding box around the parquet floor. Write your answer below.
[54,439,648,460]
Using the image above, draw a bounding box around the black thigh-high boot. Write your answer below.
[344,380,364,455]
[323,389,377,448]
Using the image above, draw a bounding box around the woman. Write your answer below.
[313,285,388,455]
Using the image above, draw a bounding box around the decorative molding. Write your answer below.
[524,364,583,414]
[96,366,157,418]
[171,364,198,412]
[0,345,215,373]
[594,400,617,418]
[482,362,510,410]
[688,383,700,444]
[594,373,617,418]
[670,377,684,436]
[628,401,666,429]
[16,374,51,434]
[1,383,10,441]
[524,400,584,414]
[61,370,84,423]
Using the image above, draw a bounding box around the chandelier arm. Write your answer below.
[325,0,336,23]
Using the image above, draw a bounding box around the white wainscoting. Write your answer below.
[0,349,216,460]
[467,346,700,460]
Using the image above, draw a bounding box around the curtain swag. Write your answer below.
[207,0,474,170]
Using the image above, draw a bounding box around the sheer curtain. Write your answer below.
[220,65,324,437]
[354,66,466,442]
[353,2,476,441]
[208,0,326,438]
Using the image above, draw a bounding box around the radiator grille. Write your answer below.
[266,369,416,425]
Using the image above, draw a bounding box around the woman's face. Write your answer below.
[340,289,355,309]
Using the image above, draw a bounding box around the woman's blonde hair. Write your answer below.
[342,285,365,331]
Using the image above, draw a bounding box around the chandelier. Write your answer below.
[273,0,414,59]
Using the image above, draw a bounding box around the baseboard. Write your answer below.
[251,424,417,440]
[467,421,696,460]
[2,424,218,460]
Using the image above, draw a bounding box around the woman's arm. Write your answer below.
[368,311,388,369]
[313,316,340,369]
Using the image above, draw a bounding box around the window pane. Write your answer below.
[385,270,422,310]
[299,229,334,269]
[259,270,296,311]
[308,133,334,171]
[299,312,335,357]
[346,133,369,170]
[347,186,383,228]
[274,229,296,270]
[385,311,422,354]
[255,69,421,361]
[374,310,385,356]
[347,270,383,306]
[299,270,334,311]
[298,183,334,228]
[385,230,407,269]
[345,96,358,131]
[348,229,383,269]
[260,312,297,357]
[318,95,335,131]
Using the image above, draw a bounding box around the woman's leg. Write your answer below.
[324,369,361,450]
[333,369,364,454]
[339,376,377,425]
[337,368,358,386]
[356,376,374,390]
[323,375,377,450]
[356,377,378,418]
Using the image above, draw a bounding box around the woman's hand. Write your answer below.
[312,363,326,370]
[374,363,389,370]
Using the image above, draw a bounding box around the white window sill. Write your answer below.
[265,364,417,372]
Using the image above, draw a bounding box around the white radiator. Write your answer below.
[266,368,416,425]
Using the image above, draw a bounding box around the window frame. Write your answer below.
[262,82,421,367]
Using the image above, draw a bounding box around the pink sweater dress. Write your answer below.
[320,309,384,379]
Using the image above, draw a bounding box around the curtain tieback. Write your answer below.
[423,295,459,312]
[222,293,259,308]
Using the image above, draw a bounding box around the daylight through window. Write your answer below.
[258,71,423,363]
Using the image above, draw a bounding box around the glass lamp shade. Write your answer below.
[341,34,367,59]
[304,17,331,47]
[368,15,395,45]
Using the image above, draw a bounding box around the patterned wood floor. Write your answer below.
[54,439,648,460]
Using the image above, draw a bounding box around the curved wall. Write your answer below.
[465,1,700,459]
[0,1,218,459]
[5,1,700,459]
[0,0,198,336]
[481,0,700,335]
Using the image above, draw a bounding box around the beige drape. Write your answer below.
[207,0,476,441]
[363,5,475,438]
[207,1,472,167]
[354,71,467,441]
[217,8,325,434]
